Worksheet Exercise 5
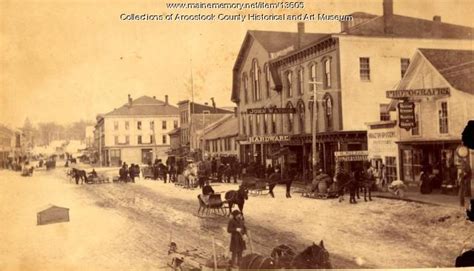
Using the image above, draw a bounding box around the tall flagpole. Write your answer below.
[189,58,194,156]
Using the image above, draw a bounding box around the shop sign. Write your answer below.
[386,87,450,99]
[249,135,290,143]
[398,102,416,131]
[247,107,296,114]
[334,151,368,162]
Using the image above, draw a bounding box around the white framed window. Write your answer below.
[249,115,253,136]
[401,58,410,78]
[114,121,119,131]
[360,57,370,81]
[242,116,247,135]
[297,67,304,95]
[162,135,167,144]
[137,121,142,130]
[138,135,142,144]
[263,114,268,134]
[150,121,154,131]
[286,71,293,97]
[438,101,449,134]
[252,59,261,101]
[411,102,421,136]
[264,63,270,98]
[162,120,167,130]
[256,115,261,135]
[309,62,317,93]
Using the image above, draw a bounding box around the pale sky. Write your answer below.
[1,0,473,127]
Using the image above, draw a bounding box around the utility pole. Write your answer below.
[309,81,323,183]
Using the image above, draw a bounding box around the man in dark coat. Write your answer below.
[227,210,247,268]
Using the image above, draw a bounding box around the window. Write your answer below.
[137,121,142,130]
[114,121,119,131]
[271,110,276,134]
[125,135,130,145]
[114,135,119,145]
[411,103,420,136]
[249,115,253,136]
[150,135,154,144]
[286,71,293,97]
[439,101,449,134]
[385,156,397,183]
[263,114,268,134]
[287,102,294,133]
[323,94,333,131]
[162,120,167,130]
[309,63,317,93]
[150,121,154,131]
[242,116,247,135]
[256,115,261,135]
[252,59,261,101]
[380,112,390,121]
[297,67,304,95]
[174,120,178,129]
[401,58,410,78]
[162,135,167,144]
[138,135,142,144]
[242,73,248,104]
[297,101,305,133]
[125,121,129,130]
[360,57,370,81]
[264,63,270,98]
[324,58,331,88]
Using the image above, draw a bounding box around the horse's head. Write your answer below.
[238,185,249,200]
[302,240,331,269]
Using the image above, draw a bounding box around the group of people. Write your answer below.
[118,162,140,182]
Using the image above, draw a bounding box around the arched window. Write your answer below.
[242,115,247,135]
[323,93,333,130]
[256,114,261,135]
[309,62,317,93]
[264,63,270,98]
[286,102,294,133]
[323,58,332,89]
[297,100,305,133]
[248,114,253,136]
[242,73,249,104]
[286,71,293,97]
[297,67,304,95]
[251,59,261,101]
[308,99,318,131]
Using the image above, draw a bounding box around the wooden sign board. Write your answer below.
[398,101,416,131]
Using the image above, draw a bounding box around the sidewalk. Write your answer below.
[371,190,462,208]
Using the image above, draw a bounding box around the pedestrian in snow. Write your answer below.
[227,210,247,268]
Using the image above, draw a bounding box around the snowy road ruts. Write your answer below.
[76,180,359,268]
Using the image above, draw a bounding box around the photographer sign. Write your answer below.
[398,101,416,131]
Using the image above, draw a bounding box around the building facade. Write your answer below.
[202,115,239,159]
[95,95,179,166]
[232,0,474,177]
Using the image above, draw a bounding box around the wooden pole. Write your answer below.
[212,236,218,271]
[309,81,323,183]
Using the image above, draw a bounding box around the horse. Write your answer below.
[267,169,296,198]
[72,168,88,185]
[240,241,331,269]
[183,163,198,188]
[224,185,248,218]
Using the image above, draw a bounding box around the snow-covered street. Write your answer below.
[0,167,471,270]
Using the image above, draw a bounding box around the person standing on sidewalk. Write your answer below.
[227,210,247,268]
[459,160,472,207]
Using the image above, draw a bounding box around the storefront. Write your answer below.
[367,121,400,183]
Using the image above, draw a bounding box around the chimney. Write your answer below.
[433,16,442,37]
[210,97,216,109]
[297,22,305,49]
[128,94,132,107]
[165,95,168,105]
[383,0,393,34]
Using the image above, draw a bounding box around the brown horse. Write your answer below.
[240,241,331,269]
[224,185,248,218]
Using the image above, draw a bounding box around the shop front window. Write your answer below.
[402,149,423,182]
[297,100,305,134]
[438,101,449,134]
[385,156,397,183]
[286,102,294,133]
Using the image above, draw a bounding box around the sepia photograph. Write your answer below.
[1,0,474,270]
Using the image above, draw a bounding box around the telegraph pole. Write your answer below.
[309,81,323,183]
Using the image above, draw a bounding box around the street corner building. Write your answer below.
[367,48,474,193]
[231,0,474,179]
[94,95,179,166]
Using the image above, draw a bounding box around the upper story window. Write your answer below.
[248,115,253,136]
[286,102,294,133]
[360,57,370,81]
[162,120,167,130]
[137,121,142,130]
[297,100,305,133]
[309,62,317,93]
[438,101,449,134]
[174,120,178,129]
[323,58,332,89]
[401,58,410,78]
[271,106,277,134]
[251,59,261,101]
[138,135,142,144]
[150,121,154,131]
[255,114,261,135]
[323,94,333,131]
[162,135,167,144]
[286,70,293,97]
[297,67,304,95]
[242,72,249,104]
[264,63,270,98]
[263,113,268,134]
[411,102,420,136]
[242,116,247,135]
[125,121,129,130]
[114,121,119,131]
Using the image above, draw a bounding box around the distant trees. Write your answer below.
[21,118,94,146]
